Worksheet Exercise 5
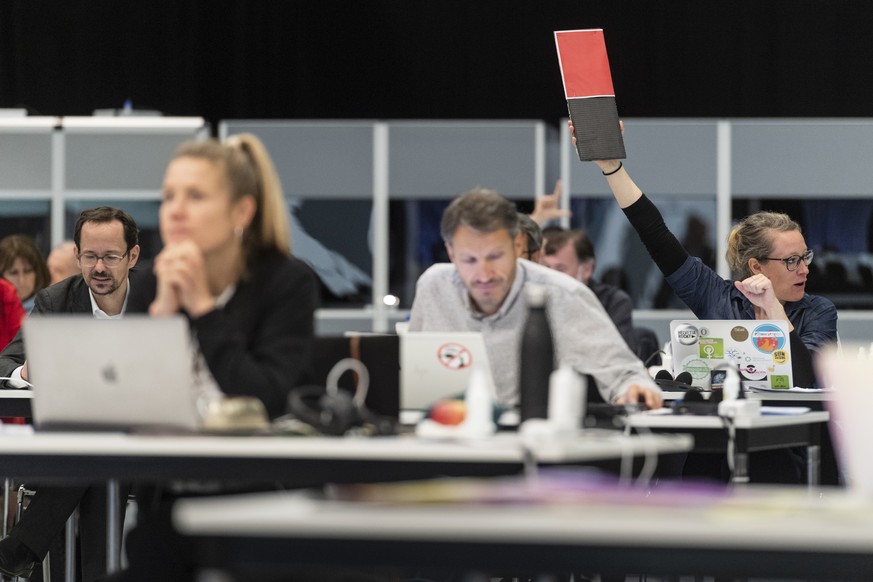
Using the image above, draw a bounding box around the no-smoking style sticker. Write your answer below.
[437,342,473,370]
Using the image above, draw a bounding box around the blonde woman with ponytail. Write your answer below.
[151,133,316,417]
[592,154,836,381]
[569,121,837,485]
[568,121,836,388]
[115,134,320,581]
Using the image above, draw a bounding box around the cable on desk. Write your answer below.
[0,376,33,389]
[722,416,736,477]
[635,425,659,485]
[619,409,659,485]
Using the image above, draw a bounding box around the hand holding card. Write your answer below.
[554,29,626,161]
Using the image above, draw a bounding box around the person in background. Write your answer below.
[0,235,50,314]
[516,212,543,263]
[572,120,834,386]
[516,180,571,263]
[572,120,836,483]
[409,187,661,409]
[0,207,153,581]
[0,279,24,350]
[0,278,25,429]
[46,240,79,284]
[116,133,318,581]
[542,229,637,355]
[529,179,571,225]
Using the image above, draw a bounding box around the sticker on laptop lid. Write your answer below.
[751,323,787,354]
[436,343,474,370]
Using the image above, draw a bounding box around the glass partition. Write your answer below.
[0,200,52,253]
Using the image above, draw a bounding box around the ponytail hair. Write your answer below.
[173,133,291,261]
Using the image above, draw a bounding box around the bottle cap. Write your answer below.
[525,284,548,308]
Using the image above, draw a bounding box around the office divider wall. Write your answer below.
[219,120,551,334]
[2,117,872,342]
[0,117,208,259]
[564,118,873,343]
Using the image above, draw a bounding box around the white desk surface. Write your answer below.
[0,390,31,399]
[173,486,870,553]
[0,430,692,465]
[747,389,831,402]
[625,410,829,430]
[662,389,830,402]
[173,485,873,580]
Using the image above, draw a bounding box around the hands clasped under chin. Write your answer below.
[149,240,215,318]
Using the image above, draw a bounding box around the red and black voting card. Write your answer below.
[554,29,626,161]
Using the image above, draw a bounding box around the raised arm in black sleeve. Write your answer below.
[622,194,689,278]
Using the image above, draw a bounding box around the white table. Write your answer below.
[747,389,832,403]
[0,389,32,418]
[0,429,693,483]
[174,485,873,580]
[625,410,829,485]
[662,390,842,485]
[0,428,693,580]
[660,388,831,402]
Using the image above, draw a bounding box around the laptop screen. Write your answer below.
[669,319,793,390]
[399,331,496,410]
[23,315,201,432]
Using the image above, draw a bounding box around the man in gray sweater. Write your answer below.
[409,188,661,409]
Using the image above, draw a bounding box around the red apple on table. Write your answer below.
[429,399,467,425]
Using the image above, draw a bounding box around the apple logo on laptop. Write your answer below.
[101,364,119,384]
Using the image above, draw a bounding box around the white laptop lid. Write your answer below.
[400,331,495,410]
[23,315,201,432]
[669,319,793,390]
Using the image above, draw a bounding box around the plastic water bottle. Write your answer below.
[723,363,740,402]
[460,365,496,437]
[519,285,555,422]
[660,341,673,376]
[548,364,586,433]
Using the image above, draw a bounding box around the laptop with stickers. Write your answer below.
[399,331,496,410]
[669,319,793,390]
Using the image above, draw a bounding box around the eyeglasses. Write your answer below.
[78,251,129,268]
[759,249,814,272]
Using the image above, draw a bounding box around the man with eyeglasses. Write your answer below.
[410,188,662,410]
[0,206,155,581]
[1,206,150,383]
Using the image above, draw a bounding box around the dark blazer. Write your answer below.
[2,269,156,581]
[188,252,317,419]
[588,278,637,355]
[0,271,156,380]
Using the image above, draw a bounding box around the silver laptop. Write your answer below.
[400,331,495,410]
[669,319,793,390]
[23,315,201,432]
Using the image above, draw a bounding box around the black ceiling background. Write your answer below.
[2,1,872,128]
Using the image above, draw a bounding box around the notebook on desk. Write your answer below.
[400,331,496,410]
[669,319,793,390]
[23,315,201,432]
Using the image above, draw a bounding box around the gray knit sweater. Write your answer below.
[408,260,658,407]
